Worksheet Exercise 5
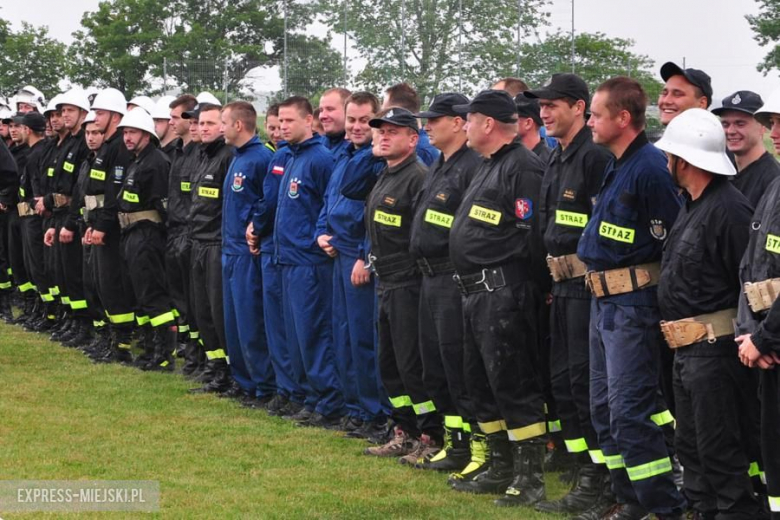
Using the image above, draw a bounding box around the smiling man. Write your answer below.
[658,62,713,126]
[712,90,780,208]
[318,88,351,156]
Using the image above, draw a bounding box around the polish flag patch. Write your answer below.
[272,165,285,175]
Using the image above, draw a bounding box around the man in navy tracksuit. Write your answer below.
[577,78,685,520]
[220,101,276,407]
[317,88,352,158]
[316,91,386,437]
[248,141,305,417]
[273,96,344,429]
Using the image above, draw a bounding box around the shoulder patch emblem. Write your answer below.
[650,219,667,241]
[562,188,576,201]
[231,172,246,192]
[515,198,533,220]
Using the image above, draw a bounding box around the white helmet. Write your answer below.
[655,108,736,176]
[150,96,175,120]
[56,89,91,112]
[15,86,45,112]
[127,95,156,114]
[196,92,222,106]
[91,88,127,116]
[84,111,97,124]
[754,89,780,129]
[118,107,158,141]
[44,94,64,116]
[0,107,13,121]
[0,97,10,112]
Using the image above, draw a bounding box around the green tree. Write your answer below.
[519,31,663,102]
[747,0,780,74]
[317,0,550,102]
[0,22,67,99]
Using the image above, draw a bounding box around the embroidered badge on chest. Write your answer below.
[232,172,246,192]
[288,178,301,199]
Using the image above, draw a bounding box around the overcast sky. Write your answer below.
[2,0,777,102]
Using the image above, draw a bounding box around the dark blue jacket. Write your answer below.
[316,143,384,259]
[323,132,350,159]
[416,129,440,167]
[222,136,273,255]
[252,142,291,254]
[577,132,682,305]
[273,136,335,265]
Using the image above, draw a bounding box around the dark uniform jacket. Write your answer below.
[67,150,97,232]
[0,139,18,208]
[576,132,682,306]
[83,130,132,233]
[449,140,545,276]
[116,143,170,229]
[365,152,426,284]
[167,140,200,235]
[732,151,780,209]
[18,139,46,205]
[737,176,780,354]
[44,129,89,212]
[540,126,612,297]
[409,143,479,262]
[659,177,752,321]
[532,139,552,165]
[188,137,233,244]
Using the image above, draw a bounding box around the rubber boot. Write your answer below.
[417,426,471,471]
[495,438,546,507]
[189,360,231,393]
[452,431,514,494]
[536,462,607,514]
[448,429,489,487]
[146,326,175,372]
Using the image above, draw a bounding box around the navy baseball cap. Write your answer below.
[660,62,713,107]
[416,93,470,118]
[514,95,543,126]
[524,73,590,106]
[369,107,419,132]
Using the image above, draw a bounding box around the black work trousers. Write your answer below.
[377,280,441,438]
[462,280,546,441]
[673,339,764,519]
[53,211,86,316]
[760,366,780,520]
[166,230,195,334]
[190,240,225,359]
[95,223,136,327]
[20,215,52,298]
[418,271,474,423]
[121,222,172,328]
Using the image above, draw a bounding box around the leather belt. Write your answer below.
[17,202,36,217]
[416,257,454,277]
[117,210,162,229]
[368,252,417,278]
[53,193,71,208]
[660,308,737,349]
[547,253,587,282]
[585,262,661,298]
[744,278,780,313]
[453,264,528,295]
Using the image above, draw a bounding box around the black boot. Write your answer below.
[569,472,618,520]
[189,360,231,393]
[417,425,471,471]
[495,438,546,507]
[536,462,607,514]
[12,295,35,324]
[21,298,41,328]
[0,291,14,323]
[181,340,201,377]
[146,326,175,372]
[62,319,93,348]
[83,326,110,357]
[95,326,134,365]
[448,428,489,487]
[133,326,156,370]
[452,431,514,494]
[52,317,77,342]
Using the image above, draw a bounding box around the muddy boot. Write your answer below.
[363,427,420,458]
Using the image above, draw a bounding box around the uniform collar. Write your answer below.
[557,125,592,162]
[203,136,226,156]
[616,131,648,166]
[234,135,261,155]
[686,174,726,210]
[387,152,418,174]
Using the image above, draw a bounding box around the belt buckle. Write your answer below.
[477,268,494,292]
[453,273,467,294]
[365,253,377,274]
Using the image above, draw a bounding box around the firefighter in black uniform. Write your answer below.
[45,90,91,347]
[0,137,17,321]
[84,88,137,364]
[16,112,56,331]
[358,108,442,459]
[712,90,780,208]
[186,103,234,393]
[737,90,780,520]
[166,94,202,376]
[656,108,766,519]
[448,90,548,507]
[514,95,552,163]
[523,75,614,516]
[115,108,174,369]
[408,93,483,473]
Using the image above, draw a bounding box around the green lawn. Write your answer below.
[0,320,568,519]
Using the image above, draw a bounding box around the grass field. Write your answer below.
[0,320,569,519]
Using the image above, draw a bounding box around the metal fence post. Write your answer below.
[343,0,348,86]
[163,57,168,95]
[223,60,229,104]
[283,0,289,97]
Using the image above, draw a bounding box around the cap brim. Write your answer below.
[523,89,566,100]
[660,62,686,82]
[368,118,410,129]
[711,106,756,117]
[415,110,450,118]
[181,110,199,120]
